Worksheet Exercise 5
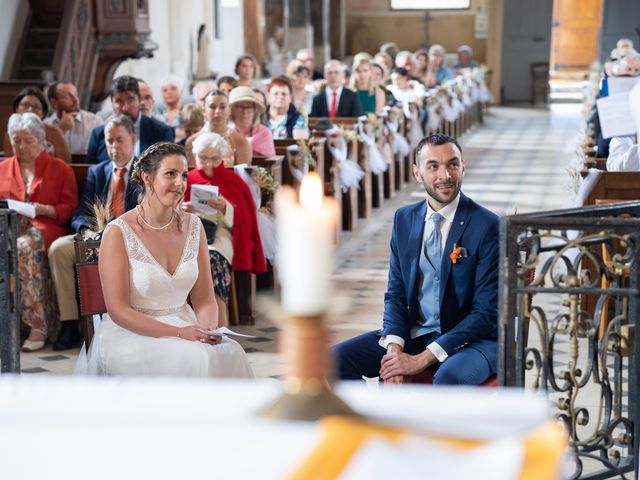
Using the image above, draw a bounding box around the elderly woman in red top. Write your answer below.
[0,112,78,351]
[182,132,266,325]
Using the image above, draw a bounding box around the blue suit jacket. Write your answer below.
[85,114,174,164]
[380,193,499,370]
[71,159,139,234]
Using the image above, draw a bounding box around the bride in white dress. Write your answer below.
[82,142,252,377]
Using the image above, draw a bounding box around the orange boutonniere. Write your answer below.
[450,244,468,264]
[450,244,462,264]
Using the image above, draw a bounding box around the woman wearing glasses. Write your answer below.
[3,87,71,162]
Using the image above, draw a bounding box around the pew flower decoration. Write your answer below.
[297,140,317,170]
[450,244,467,264]
[252,166,279,215]
[341,127,358,144]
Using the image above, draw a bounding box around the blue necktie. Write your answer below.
[426,212,443,269]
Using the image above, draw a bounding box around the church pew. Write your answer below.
[273,138,326,189]
[379,120,396,200]
[309,118,358,233]
[313,117,376,220]
[71,163,90,200]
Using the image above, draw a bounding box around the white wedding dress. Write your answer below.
[78,214,253,378]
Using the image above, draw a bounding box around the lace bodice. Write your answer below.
[108,214,201,314]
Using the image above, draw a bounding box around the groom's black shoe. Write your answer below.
[53,320,82,351]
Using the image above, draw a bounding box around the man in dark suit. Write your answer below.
[334,133,499,384]
[48,115,140,350]
[310,60,363,118]
[85,75,174,164]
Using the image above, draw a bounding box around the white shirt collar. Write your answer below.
[424,193,461,224]
[112,155,135,174]
[326,85,343,96]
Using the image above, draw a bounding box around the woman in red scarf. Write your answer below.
[182,132,266,325]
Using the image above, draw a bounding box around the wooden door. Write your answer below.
[550,0,602,74]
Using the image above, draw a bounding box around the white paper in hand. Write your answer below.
[191,184,219,215]
[197,327,256,338]
[2,199,36,218]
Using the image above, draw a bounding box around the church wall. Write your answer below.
[113,0,244,103]
[344,0,489,62]
[600,0,640,63]
[0,0,29,80]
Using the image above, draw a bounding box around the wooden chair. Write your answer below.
[73,235,104,348]
[530,62,549,105]
[70,163,91,200]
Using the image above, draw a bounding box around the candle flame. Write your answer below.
[299,172,323,210]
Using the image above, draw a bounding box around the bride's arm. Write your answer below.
[188,223,219,329]
[99,225,213,342]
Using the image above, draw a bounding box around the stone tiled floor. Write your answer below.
[19,105,582,379]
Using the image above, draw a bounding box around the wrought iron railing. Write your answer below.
[499,201,640,479]
[0,209,20,373]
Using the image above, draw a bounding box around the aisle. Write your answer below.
[18,105,584,377]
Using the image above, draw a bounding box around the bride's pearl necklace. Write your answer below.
[136,205,175,231]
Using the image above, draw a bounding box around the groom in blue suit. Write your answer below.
[335,133,499,384]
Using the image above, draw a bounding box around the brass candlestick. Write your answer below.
[258,313,355,421]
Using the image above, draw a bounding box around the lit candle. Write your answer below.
[276,172,335,316]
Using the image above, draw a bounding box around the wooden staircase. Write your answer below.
[0,0,158,147]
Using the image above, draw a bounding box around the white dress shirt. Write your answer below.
[606,136,639,171]
[44,110,104,154]
[379,194,462,363]
[325,86,343,114]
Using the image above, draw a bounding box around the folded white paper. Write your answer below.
[196,326,256,338]
[2,199,36,218]
[191,184,219,215]
[596,93,635,139]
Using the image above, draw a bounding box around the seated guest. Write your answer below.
[0,113,78,351]
[217,76,238,96]
[179,104,205,146]
[3,87,71,163]
[79,142,253,377]
[388,67,425,103]
[374,51,395,73]
[48,115,139,350]
[310,60,364,118]
[137,79,155,116]
[182,133,267,325]
[185,89,251,167]
[425,44,454,88]
[153,74,185,128]
[235,54,261,88]
[379,42,399,69]
[229,86,276,157]
[350,55,387,114]
[192,80,217,109]
[296,47,323,80]
[86,75,174,164]
[395,50,416,78]
[334,134,498,385]
[45,81,104,155]
[253,88,269,125]
[286,61,314,116]
[372,62,396,103]
[266,76,309,140]
[414,49,429,80]
[453,45,480,71]
[606,83,640,171]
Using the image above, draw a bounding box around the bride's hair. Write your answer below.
[132,142,187,230]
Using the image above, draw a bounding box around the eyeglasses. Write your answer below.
[234,104,256,111]
[18,101,43,112]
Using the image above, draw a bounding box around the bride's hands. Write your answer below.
[176,326,222,344]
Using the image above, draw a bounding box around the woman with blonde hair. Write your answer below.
[349,55,386,114]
